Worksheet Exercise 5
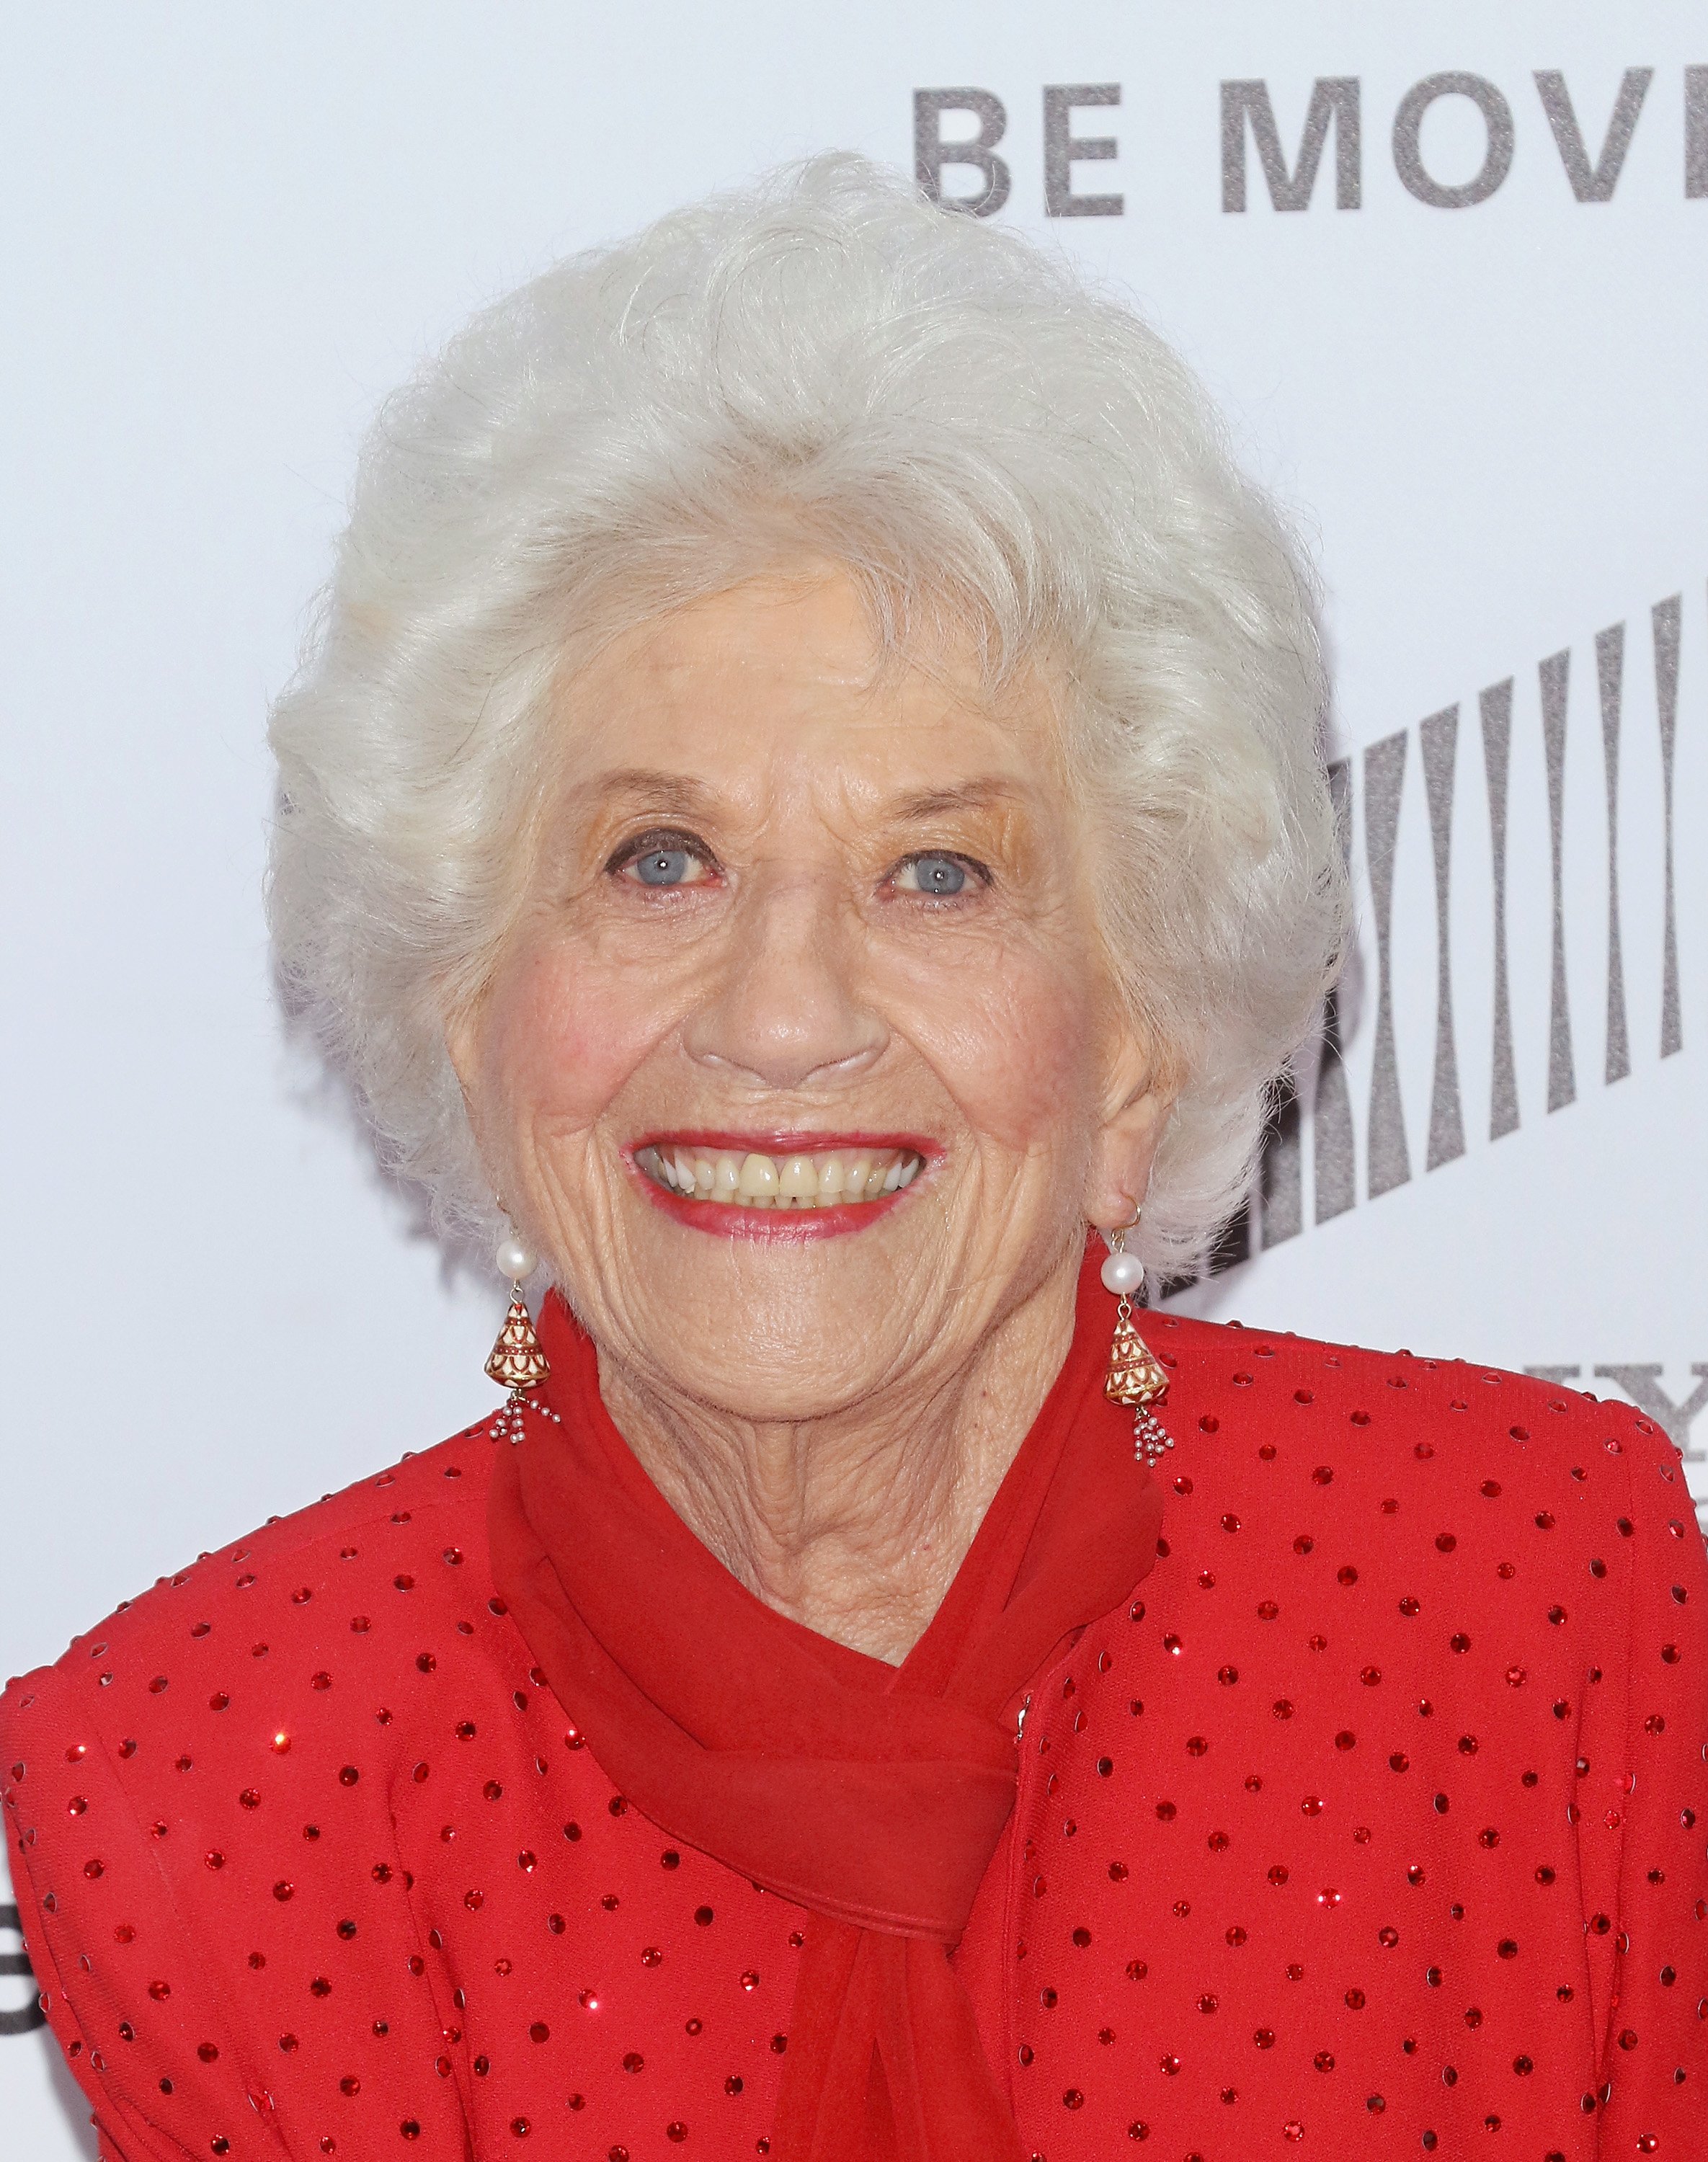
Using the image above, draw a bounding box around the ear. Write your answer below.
[442,989,499,1175]
[443,996,479,1105]
[1082,1016,1177,1232]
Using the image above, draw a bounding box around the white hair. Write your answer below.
[268,153,1347,1276]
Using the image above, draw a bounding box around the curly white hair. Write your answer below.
[268,152,1347,1276]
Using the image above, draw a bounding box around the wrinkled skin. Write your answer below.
[448,569,1170,1660]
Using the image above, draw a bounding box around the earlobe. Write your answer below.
[1085,1065,1175,1235]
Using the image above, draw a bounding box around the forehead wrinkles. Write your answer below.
[611,570,879,692]
[573,564,1059,729]
[550,574,1073,848]
[569,698,1048,820]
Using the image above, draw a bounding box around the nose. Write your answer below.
[680,866,886,1093]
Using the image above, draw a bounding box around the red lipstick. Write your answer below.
[625,1133,936,1240]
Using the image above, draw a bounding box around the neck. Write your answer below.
[592,1254,1083,1664]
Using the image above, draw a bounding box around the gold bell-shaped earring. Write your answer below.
[486,1296,549,1394]
[1100,1208,1173,1467]
[485,1219,549,1405]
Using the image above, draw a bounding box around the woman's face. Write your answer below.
[450,568,1167,1420]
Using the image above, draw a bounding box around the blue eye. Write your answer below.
[610,829,716,889]
[633,848,690,886]
[905,853,967,896]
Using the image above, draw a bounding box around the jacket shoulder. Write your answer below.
[0,1415,515,2162]
[1152,1308,1665,1438]
[1,1416,503,1714]
[1148,1309,1695,1524]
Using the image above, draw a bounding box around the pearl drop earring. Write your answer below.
[1100,1206,1173,1467]
[484,1208,550,1433]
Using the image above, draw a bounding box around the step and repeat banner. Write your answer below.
[3,6,1703,2150]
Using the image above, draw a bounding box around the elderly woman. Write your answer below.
[4,158,1704,2162]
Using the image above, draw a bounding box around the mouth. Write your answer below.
[628,1132,930,1236]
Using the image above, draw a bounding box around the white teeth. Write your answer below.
[779,1155,817,1200]
[639,1144,925,1209]
[737,1152,779,1199]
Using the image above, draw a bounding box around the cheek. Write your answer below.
[476,934,674,1135]
[904,944,1102,1157]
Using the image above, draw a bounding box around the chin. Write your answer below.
[626,1239,921,1414]
[659,1329,893,1423]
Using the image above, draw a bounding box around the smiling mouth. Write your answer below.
[633,1142,926,1209]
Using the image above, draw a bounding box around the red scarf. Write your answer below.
[487,1248,1164,2161]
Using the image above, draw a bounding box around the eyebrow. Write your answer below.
[574,770,1031,822]
[573,768,721,815]
[884,778,1031,821]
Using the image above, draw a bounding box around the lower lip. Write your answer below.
[627,1167,922,1240]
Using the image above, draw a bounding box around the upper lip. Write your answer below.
[627,1129,939,1158]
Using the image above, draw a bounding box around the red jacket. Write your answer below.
[5,1314,1705,2159]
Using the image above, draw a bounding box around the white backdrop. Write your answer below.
[4,6,1704,2150]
